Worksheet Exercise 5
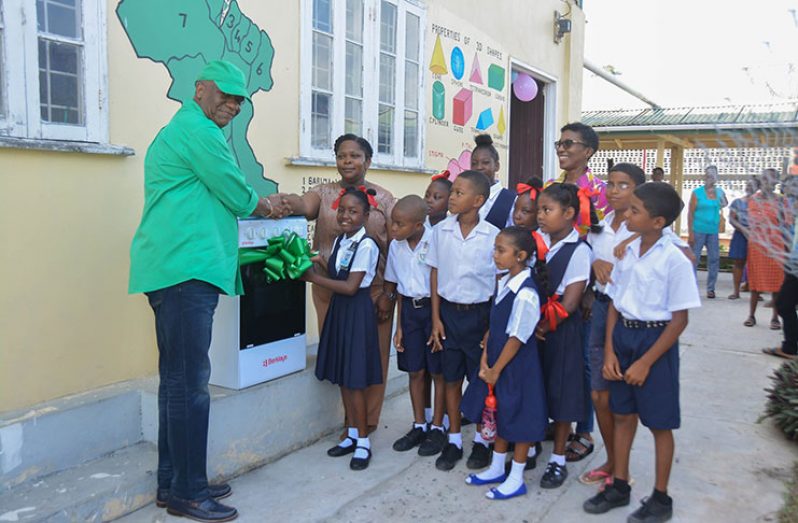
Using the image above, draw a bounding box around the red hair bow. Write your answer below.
[577,186,600,226]
[531,231,549,262]
[431,170,450,182]
[541,294,569,332]
[516,183,539,200]
[331,185,378,210]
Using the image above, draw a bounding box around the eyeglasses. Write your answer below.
[606,182,632,191]
[554,139,589,149]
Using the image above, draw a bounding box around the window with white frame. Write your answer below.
[0,0,107,142]
[302,0,425,168]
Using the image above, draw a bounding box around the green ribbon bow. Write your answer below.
[239,232,316,283]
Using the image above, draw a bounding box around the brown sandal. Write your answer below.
[744,316,756,327]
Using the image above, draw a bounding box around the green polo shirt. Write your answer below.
[129,100,259,296]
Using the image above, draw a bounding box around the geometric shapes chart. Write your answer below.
[429,35,448,75]
[497,106,506,135]
[488,64,505,91]
[450,46,465,80]
[476,108,494,131]
[432,81,445,120]
[453,88,473,126]
[470,54,483,84]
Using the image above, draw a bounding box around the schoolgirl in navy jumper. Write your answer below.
[471,135,516,229]
[534,182,599,489]
[584,183,700,522]
[461,227,548,500]
[427,170,500,472]
[512,177,544,230]
[383,196,446,454]
[303,186,382,471]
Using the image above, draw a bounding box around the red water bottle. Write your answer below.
[480,384,498,442]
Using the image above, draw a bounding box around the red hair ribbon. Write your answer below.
[531,231,548,262]
[541,294,569,332]
[516,183,539,200]
[431,170,450,182]
[577,186,600,226]
[331,185,378,210]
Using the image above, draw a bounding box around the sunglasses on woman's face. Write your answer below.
[554,139,588,149]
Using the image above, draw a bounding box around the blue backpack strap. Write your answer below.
[544,240,581,297]
[485,188,515,229]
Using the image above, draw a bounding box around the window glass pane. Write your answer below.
[312,0,332,33]
[378,104,393,154]
[312,91,332,149]
[39,39,83,125]
[345,97,362,136]
[380,1,396,53]
[346,0,363,43]
[379,54,395,104]
[404,110,418,157]
[312,32,333,91]
[49,39,79,74]
[37,0,45,31]
[405,13,419,58]
[345,41,362,97]
[404,62,418,110]
[38,0,82,38]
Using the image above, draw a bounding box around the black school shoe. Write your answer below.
[156,483,232,508]
[466,442,491,469]
[166,496,238,522]
[350,447,372,471]
[393,426,427,452]
[539,461,568,488]
[627,495,673,523]
[583,484,631,514]
[327,437,356,457]
[504,442,543,474]
[435,443,463,471]
[418,428,447,456]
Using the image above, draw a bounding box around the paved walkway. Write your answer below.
[119,272,798,522]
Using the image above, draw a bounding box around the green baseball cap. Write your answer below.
[197,60,250,100]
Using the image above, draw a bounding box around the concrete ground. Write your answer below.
[118,272,798,523]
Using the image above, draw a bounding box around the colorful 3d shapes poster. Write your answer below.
[453,88,473,126]
[433,81,445,120]
[429,35,448,75]
[488,64,505,91]
[497,107,506,135]
[470,54,483,84]
[476,108,494,131]
[450,46,465,80]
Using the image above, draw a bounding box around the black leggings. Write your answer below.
[777,273,798,355]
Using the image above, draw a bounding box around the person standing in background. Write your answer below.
[687,165,727,299]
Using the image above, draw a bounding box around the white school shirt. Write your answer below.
[607,235,701,321]
[495,268,541,344]
[426,214,499,304]
[540,229,592,295]
[384,228,432,299]
[331,227,379,288]
[478,181,515,228]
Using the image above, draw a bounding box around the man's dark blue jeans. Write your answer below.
[147,280,220,501]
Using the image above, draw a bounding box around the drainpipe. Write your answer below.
[584,58,662,110]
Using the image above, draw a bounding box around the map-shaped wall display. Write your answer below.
[117,0,277,196]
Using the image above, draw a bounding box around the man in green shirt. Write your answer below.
[129,60,274,522]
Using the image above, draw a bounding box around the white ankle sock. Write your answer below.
[414,422,428,432]
[353,437,370,459]
[338,428,357,448]
[528,445,537,458]
[475,451,506,481]
[448,432,463,449]
[494,460,525,495]
[430,424,444,433]
[549,453,565,466]
[473,431,488,446]
[424,408,432,424]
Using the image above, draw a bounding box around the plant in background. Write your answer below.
[761,360,798,441]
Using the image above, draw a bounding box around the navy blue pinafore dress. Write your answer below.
[540,242,590,423]
[461,275,548,442]
[315,234,383,390]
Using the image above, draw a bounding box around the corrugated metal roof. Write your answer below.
[582,101,798,128]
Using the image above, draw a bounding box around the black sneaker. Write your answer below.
[466,442,491,469]
[627,495,673,523]
[435,443,463,471]
[504,442,542,474]
[392,426,427,452]
[418,428,447,456]
[540,461,568,488]
[583,484,631,514]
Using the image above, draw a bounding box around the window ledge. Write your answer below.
[0,137,135,156]
[287,156,435,175]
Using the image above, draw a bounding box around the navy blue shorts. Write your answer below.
[397,297,442,375]
[609,323,680,430]
[439,300,490,383]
